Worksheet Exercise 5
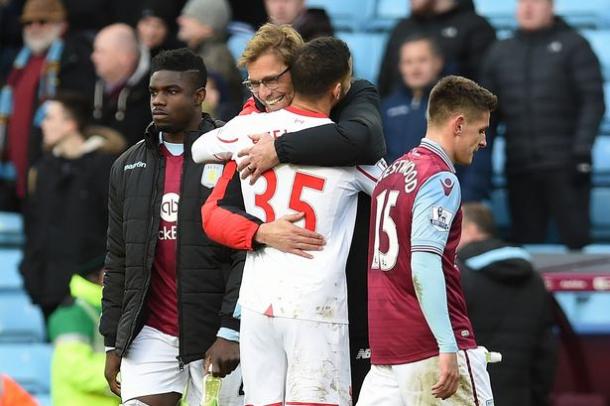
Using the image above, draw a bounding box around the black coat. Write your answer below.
[92,63,152,148]
[100,116,245,364]
[20,150,115,307]
[458,239,557,406]
[376,1,496,97]
[480,18,605,173]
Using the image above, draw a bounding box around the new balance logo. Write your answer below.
[124,161,146,171]
[356,348,371,360]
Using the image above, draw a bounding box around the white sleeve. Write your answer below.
[353,159,387,195]
[191,124,239,163]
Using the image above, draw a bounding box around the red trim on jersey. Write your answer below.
[464,350,480,406]
[201,161,259,250]
[356,165,378,182]
[245,403,283,406]
[264,304,274,317]
[285,105,328,118]
[286,402,339,406]
[217,135,238,143]
[239,97,262,115]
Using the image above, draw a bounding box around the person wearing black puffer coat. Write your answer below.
[480,0,605,249]
[457,203,557,406]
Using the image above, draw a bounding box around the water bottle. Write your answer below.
[485,351,502,363]
[202,364,222,406]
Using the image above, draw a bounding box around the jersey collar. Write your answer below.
[419,139,456,173]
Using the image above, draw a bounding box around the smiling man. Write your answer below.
[358,76,498,406]
[100,48,244,406]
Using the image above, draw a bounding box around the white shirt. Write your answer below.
[192,106,385,324]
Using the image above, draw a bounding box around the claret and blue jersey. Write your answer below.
[367,138,477,365]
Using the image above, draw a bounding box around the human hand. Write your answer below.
[204,337,240,377]
[237,133,279,184]
[572,152,592,187]
[431,352,459,399]
[104,350,121,397]
[255,213,326,258]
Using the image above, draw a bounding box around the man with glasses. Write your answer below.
[0,0,95,212]
[193,36,384,406]
[197,23,385,401]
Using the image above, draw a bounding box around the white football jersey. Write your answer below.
[192,106,385,324]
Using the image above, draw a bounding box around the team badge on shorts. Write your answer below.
[486,400,494,406]
[201,163,224,188]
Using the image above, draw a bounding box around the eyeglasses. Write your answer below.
[242,67,290,93]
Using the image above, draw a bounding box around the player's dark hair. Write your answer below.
[462,202,497,237]
[50,91,92,134]
[151,48,207,88]
[291,36,351,99]
[427,75,497,125]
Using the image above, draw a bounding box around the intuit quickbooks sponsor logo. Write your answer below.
[124,161,146,171]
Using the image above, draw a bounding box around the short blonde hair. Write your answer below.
[238,23,304,68]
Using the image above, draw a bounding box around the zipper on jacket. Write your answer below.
[175,138,190,368]
[124,154,162,353]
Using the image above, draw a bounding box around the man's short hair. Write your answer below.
[462,202,497,237]
[400,33,443,58]
[239,23,304,68]
[291,36,351,99]
[51,92,92,134]
[151,48,207,88]
[427,75,497,126]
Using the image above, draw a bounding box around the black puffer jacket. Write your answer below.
[458,239,556,406]
[100,115,245,364]
[377,1,496,97]
[480,18,605,173]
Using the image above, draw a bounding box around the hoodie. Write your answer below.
[458,239,556,406]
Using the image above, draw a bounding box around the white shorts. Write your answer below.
[120,325,243,405]
[357,346,494,406]
[240,308,352,406]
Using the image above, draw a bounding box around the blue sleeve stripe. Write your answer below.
[217,327,240,342]
[465,247,532,270]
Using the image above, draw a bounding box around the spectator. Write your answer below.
[100,48,244,406]
[0,0,95,210]
[136,0,183,59]
[480,0,605,249]
[264,0,334,42]
[178,0,243,110]
[91,23,151,147]
[20,92,123,322]
[382,34,444,164]
[0,0,25,81]
[48,257,120,406]
[0,374,37,406]
[377,0,496,98]
[457,202,557,406]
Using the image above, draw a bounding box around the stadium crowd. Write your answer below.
[0,0,606,405]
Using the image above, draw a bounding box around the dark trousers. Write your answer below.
[507,169,590,249]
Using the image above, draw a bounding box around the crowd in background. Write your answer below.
[0,0,605,405]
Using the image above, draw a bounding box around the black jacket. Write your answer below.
[100,115,245,364]
[458,239,556,406]
[21,131,121,308]
[275,79,386,165]
[377,1,496,97]
[480,18,605,173]
[92,53,152,148]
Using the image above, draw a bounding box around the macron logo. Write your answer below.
[124,161,147,171]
